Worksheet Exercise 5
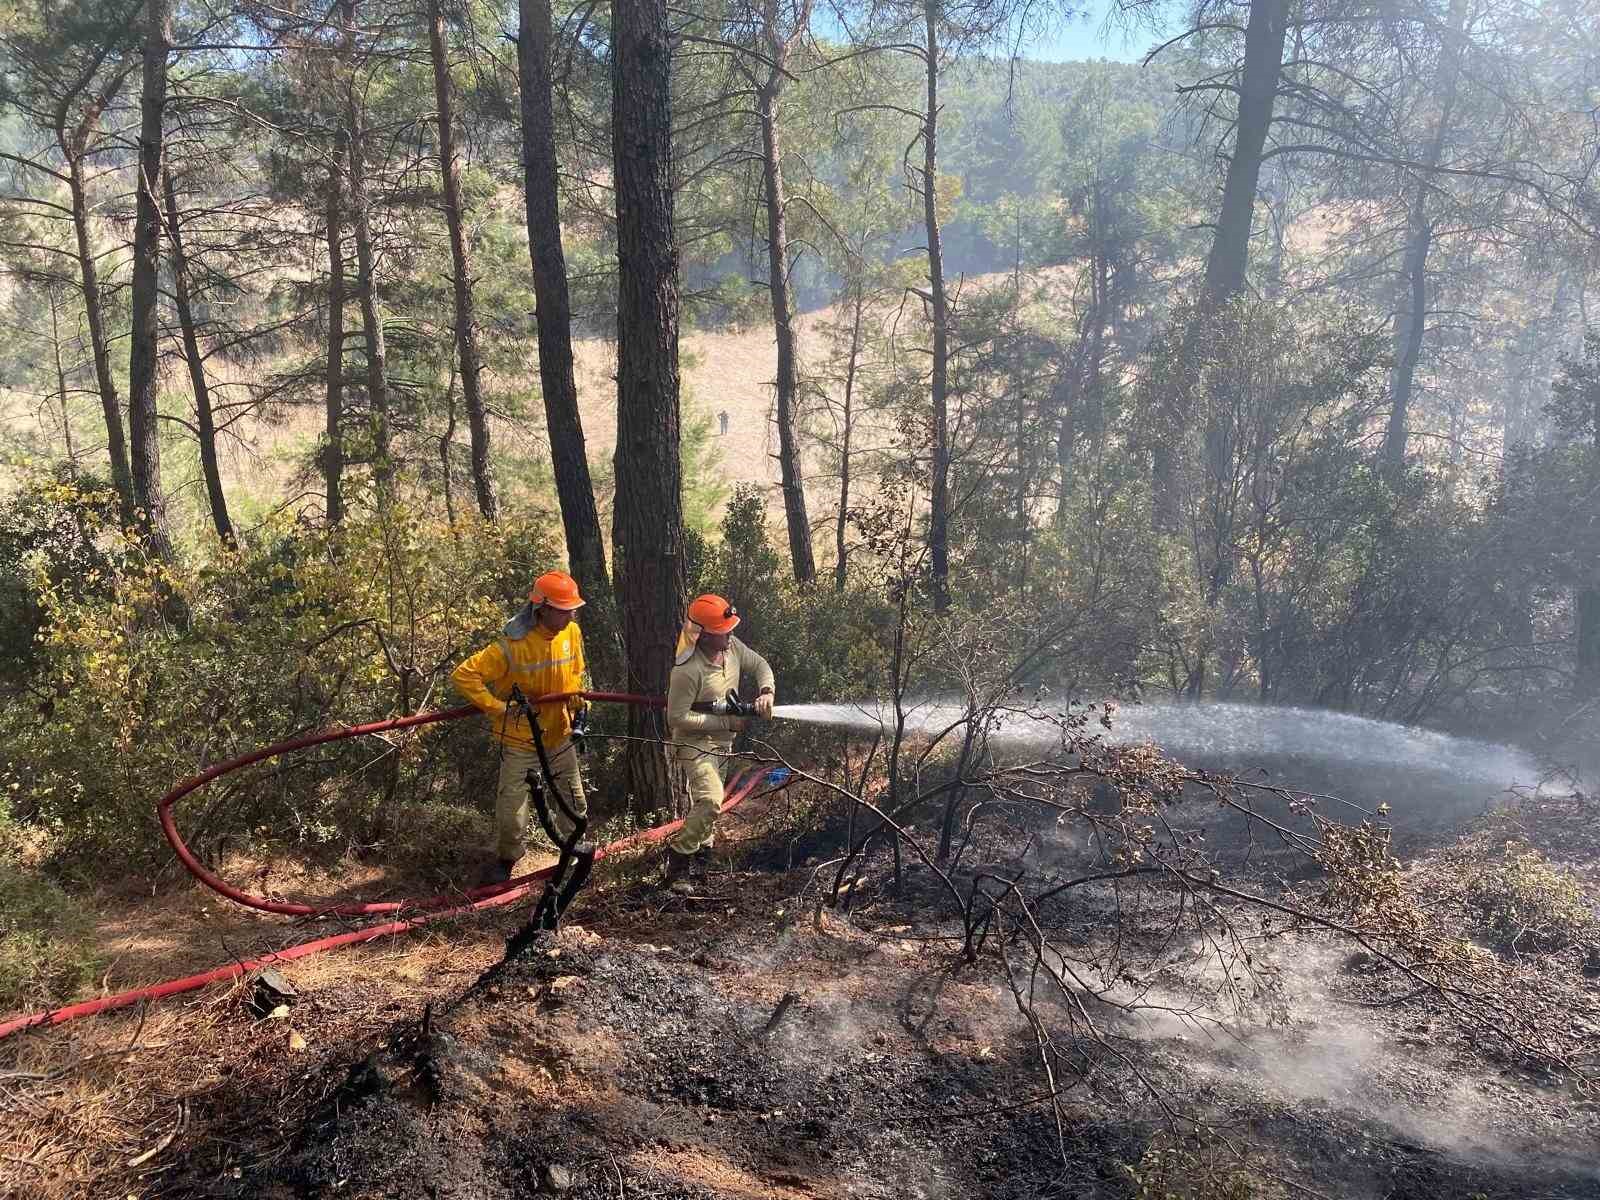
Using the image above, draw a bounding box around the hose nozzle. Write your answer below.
[691,689,750,717]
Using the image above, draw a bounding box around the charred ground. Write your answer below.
[150,783,1600,1200]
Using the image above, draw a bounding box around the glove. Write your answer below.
[753,691,774,718]
[570,706,591,756]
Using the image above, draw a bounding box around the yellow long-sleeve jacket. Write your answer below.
[666,637,774,762]
[452,608,587,751]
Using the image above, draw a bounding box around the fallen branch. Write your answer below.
[759,991,802,1039]
[127,1099,187,1167]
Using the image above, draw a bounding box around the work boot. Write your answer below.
[663,847,695,894]
[691,845,713,880]
[478,856,518,887]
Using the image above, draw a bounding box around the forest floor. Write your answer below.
[3,779,1598,1200]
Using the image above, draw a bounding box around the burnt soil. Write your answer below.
[184,806,1600,1200]
[16,784,1593,1200]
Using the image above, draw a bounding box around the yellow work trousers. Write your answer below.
[494,741,586,861]
[667,751,731,855]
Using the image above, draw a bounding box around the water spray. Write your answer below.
[762,698,1544,796]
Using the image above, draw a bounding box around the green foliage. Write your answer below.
[697,484,895,705]
[1466,847,1594,954]
[1545,329,1600,446]
[680,398,728,535]
[0,473,120,693]
[386,801,494,883]
[0,494,560,869]
[0,858,99,1011]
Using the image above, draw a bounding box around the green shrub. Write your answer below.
[0,473,120,694]
[1466,847,1594,954]
[0,860,100,1011]
[695,483,896,705]
[386,801,495,882]
[0,499,560,870]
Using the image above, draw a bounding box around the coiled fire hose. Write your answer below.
[0,691,783,1041]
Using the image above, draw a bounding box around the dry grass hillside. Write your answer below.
[1,266,1056,539]
[569,306,842,505]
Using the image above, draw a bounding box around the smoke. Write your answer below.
[1160,942,1600,1178]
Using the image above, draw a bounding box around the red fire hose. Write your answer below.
[0,691,768,1041]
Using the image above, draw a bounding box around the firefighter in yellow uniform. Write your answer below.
[664,594,774,889]
[453,571,589,884]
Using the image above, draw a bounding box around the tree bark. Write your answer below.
[162,168,235,548]
[67,160,134,527]
[1055,224,1108,530]
[1052,353,1078,528]
[127,0,174,558]
[440,366,458,528]
[1201,0,1287,302]
[922,2,951,611]
[757,73,815,583]
[1013,371,1032,590]
[517,0,617,678]
[346,102,392,501]
[1384,190,1431,475]
[47,286,76,464]
[1578,590,1600,698]
[428,0,497,521]
[1151,0,1286,532]
[324,147,347,525]
[612,0,686,805]
[1381,0,1466,474]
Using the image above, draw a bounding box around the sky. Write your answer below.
[1020,0,1167,64]
[810,0,1173,66]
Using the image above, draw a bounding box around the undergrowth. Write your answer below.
[0,858,100,1012]
[1465,846,1594,954]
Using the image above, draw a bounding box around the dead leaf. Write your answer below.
[288,1030,308,1052]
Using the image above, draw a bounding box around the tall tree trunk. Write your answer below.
[336,0,390,503]
[162,169,235,548]
[346,107,392,501]
[1087,237,1109,453]
[427,0,496,521]
[517,0,617,680]
[757,75,815,584]
[612,0,686,806]
[835,283,864,593]
[1052,352,1078,529]
[440,366,458,527]
[1201,0,1287,302]
[127,0,174,558]
[922,2,951,611]
[1013,373,1032,589]
[1056,230,1109,530]
[67,161,135,526]
[1381,0,1466,474]
[1578,591,1600,698]
[47,286,76,464]
[1384,191,1432,475]
[324,149,347,525]
[1152,0,1286,532]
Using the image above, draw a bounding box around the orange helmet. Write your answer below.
[687,593,740,635]
[530,570,585,610]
